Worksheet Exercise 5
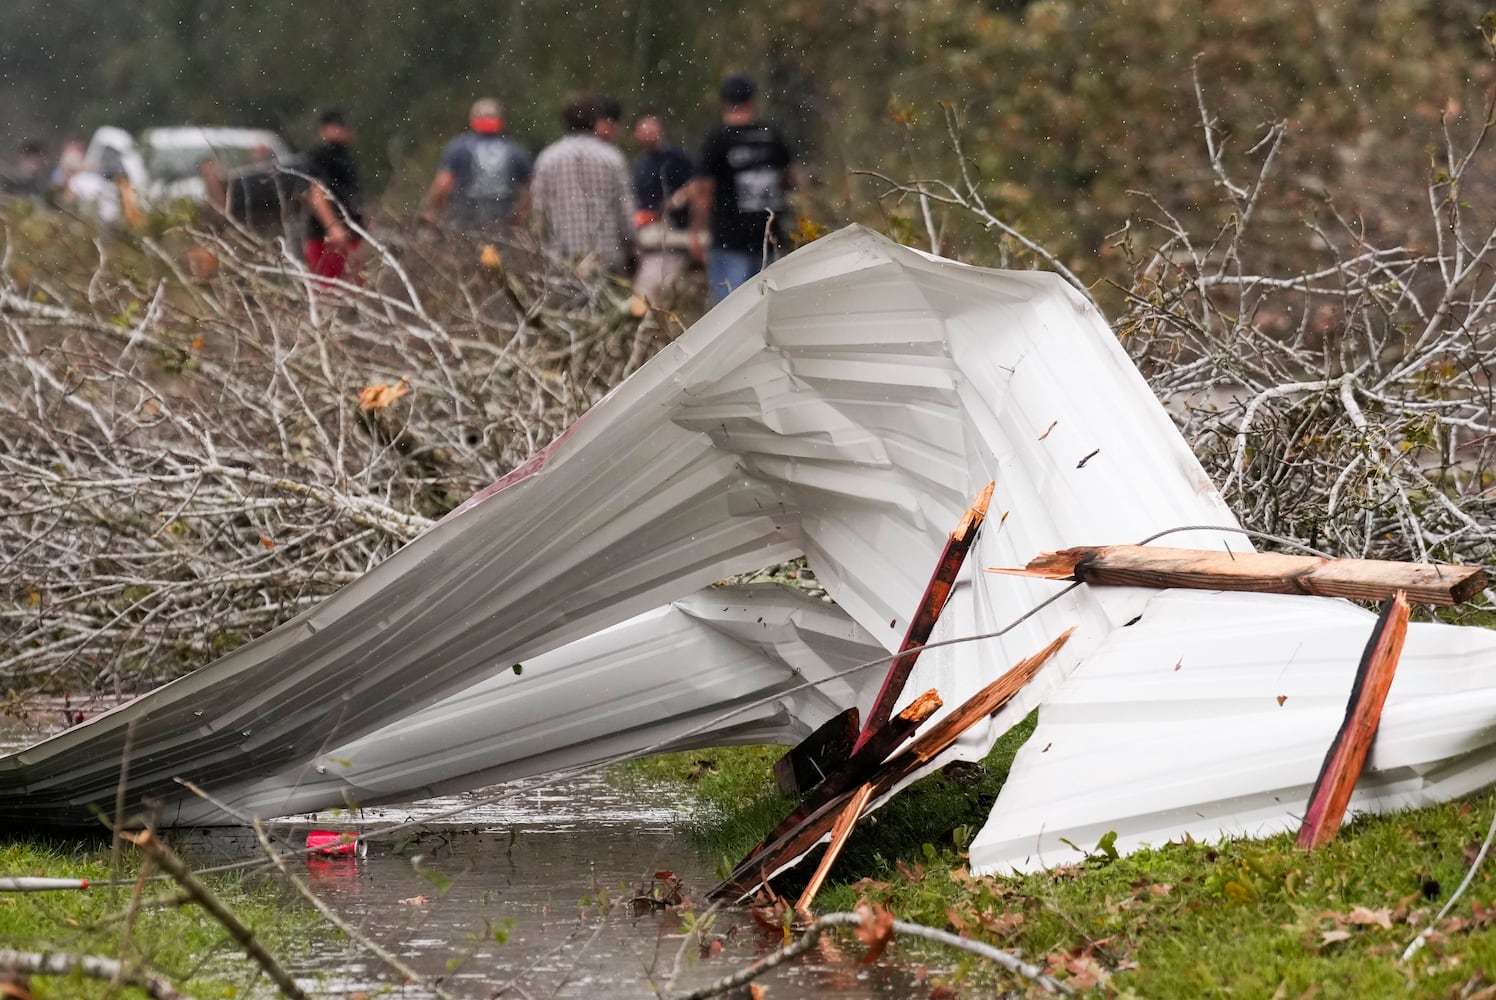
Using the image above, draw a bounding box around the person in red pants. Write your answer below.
[303,109,364,283]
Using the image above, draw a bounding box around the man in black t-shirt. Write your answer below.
[304,109,364,282]
[690,74,797,304]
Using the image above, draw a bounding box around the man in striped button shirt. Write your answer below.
[531,95,635,273]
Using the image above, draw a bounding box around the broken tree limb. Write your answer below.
[0,950,188,1000]
[754,691,941,857]
[795,782,875,914]
[1296,591,1411,850]
[856,481,995,752]
[128,830,309,1000]
[773,707,859,796]
[989,544,1486,606]
[710,629,1074,901]
[666,911,1072,998]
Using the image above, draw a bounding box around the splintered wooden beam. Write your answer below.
[989,544,1486,607]
[709,628,1074,902]
[856,481,995,753]
[1296,591,1410,850]
[795,782,874,914]
[754,691,942,858]
[772,708,859,796]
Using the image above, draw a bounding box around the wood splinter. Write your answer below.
[709,628,1074,902]
[1296,591,1410,850]
[857,480,995,753]
[990,544,1486,607]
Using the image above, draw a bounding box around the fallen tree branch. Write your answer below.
[0,949,190,1000]
[128,831,308,1000]
[668,910,1072,999]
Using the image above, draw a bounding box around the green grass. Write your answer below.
[612,743,798,863]
[628,720,1496,997]
[0,838,325,997]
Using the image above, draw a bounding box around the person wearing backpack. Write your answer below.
[422,98,534,238]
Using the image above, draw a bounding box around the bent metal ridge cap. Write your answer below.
[4,227,1496,878]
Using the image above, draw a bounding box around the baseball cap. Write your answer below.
[720,74,757,105]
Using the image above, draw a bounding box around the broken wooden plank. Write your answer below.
[773,708,859,796]
[989,544,1485,606]
[709,628,1075,901]
[856,481,995,752]
[754,691,942,858]
[795,782,874,914]
[1296,591,1410,850]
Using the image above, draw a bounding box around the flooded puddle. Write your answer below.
[4,717,942,997]
[174,774,939,998]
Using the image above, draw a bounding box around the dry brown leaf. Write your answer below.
[854,901,895,965]
[359,377,411,411]
[1276,695,1288,706]
[1045,952,1110,990]
[1347,906,1393,930]
[1320,929,1353,945]
[977,911,1024,937]
[945,907,971,935]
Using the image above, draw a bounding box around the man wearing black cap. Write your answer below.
[304,109,364,281]
[690,73,797,303]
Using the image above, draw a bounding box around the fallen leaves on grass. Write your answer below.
[1045,949,1111,990]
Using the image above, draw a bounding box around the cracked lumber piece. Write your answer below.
[988,544,1486,606]
[856,480,995,752]
[709,628,1074,901]
[773,707,859,796]
[755,691,942,858]
[795,782,875,914]
[1296,591,1410,850]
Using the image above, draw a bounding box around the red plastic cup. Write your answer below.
[306,830,365,857]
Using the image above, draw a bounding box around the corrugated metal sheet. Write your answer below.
[968,590,1496,873]
[5,226,1493,874]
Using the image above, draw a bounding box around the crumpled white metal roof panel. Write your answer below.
[4,225,1494,876]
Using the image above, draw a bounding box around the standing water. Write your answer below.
[174,773,942,998]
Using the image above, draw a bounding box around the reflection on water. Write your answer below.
[184,773,933,999]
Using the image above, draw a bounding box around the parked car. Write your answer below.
[81,126,305,227]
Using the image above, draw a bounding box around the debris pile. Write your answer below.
[4,227,1496,883]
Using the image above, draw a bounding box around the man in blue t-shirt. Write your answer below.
[422,98,533,238]
[690,74,797,304]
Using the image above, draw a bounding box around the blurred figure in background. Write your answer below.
[3,140,51,201]
[593,96,623,144]
[530,94,634,274]
[691,73,797,303]
[303,109,364,282]
[630,114,693,304]
[422,97,533,239]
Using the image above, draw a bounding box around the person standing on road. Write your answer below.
[304,109,364,282]
[690,74,797,303]
[530,95,635,273]
[421,98,533,238]
[631,115,693,304]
